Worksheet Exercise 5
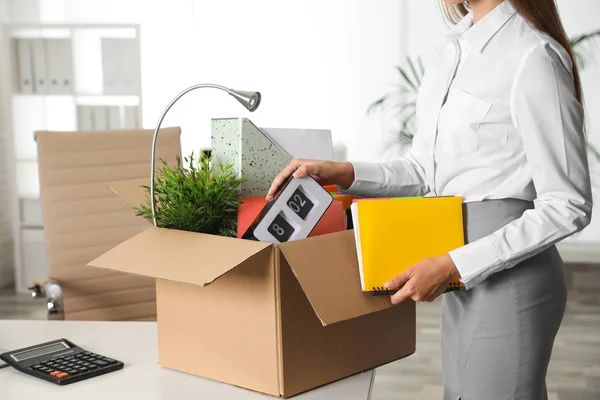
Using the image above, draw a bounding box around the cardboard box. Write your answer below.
[88,179,415,398]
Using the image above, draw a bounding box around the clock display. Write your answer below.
[267,214,295,242]
[287,187,314,220]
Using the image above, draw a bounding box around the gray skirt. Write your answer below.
[442,199,567,400]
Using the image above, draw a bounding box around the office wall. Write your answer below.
[8,0,600,247]
[33,0,404,162]
[402,0,600,246]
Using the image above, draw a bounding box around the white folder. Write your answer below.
[92,106,108,130]
[46,39,74,94]
[31,39,48,94]
[15,39,34,94]
[123,106,139,128]
[101,38,139,95]
[77,106,93,131]
[118,39,140,95]
[107,106,121,129]
[101,39,119,95]
[60,39,74,94]
[45,39,60,94]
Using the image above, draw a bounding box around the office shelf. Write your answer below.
[1,23,143,293]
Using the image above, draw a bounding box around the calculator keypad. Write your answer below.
[28,351,119,380]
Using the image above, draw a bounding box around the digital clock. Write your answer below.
[242,176,333,244]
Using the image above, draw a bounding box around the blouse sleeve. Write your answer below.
[340,136,431,198]
[448,43,593,289]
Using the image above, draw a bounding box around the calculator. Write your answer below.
[0,339,123,385]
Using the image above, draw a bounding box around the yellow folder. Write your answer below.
[351,196,465,294]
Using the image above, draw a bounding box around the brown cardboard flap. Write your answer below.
[88,227,271,287]
[106,177,151,212]
[278,230,395,326]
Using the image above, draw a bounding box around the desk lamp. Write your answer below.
[148,84,261,226]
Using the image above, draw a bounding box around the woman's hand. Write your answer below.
[266,159,355,201]
[385,254,460,304]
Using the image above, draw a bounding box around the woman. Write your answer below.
[267,0,593,399]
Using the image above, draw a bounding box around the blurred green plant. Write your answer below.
[571,30,600,70]
[135,152,242,237]
[368,31,600,161]
[367,56,423,145]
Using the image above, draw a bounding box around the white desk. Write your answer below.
[0,320,374,400]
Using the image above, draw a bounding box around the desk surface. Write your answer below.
[0,320,374,400]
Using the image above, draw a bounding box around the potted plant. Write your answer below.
[135,152,242,237]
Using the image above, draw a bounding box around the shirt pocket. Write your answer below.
[437,88,492,153]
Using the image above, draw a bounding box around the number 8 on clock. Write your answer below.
[267,214,295,242]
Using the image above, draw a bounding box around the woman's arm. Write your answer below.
[449,43,593,289]
[340,135,431,198]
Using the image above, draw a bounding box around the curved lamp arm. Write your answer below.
[150,83,261,227]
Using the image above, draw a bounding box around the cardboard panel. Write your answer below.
[279,258,416,397]
[106,177,151,214]
[155,248,280,396]
[89,227,271,287]
[36,127,181,321]
[278,230,395,325]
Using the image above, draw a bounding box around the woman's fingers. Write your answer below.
[266,159,334,201]
[385,270,411,290]
[266,159,305,201]
[386,269,413,305]
[391,283,415,305]
[266,172,291,201]
[292,163,320,179]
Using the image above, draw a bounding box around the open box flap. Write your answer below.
[278,230,395,326]
[88,226,271,287]
[106,177,151,217]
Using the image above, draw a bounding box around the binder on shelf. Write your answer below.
[101,38,140,95]
[107,106,121,130]
[31,39,48,95]
[118,39,140,95]
[92,106,108,130]
[15,39,34,94]
[77,106,93,131]
[101,39,118,94]
[351,196,465,295]
[58,39,74,94]
[123,106,139,129]
[45,39,74,94]
[45,39,60,94]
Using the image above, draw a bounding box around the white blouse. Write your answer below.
[344,0,593,289]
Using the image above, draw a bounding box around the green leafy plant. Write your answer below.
[135,152,242,237]
[368,31,600,160]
